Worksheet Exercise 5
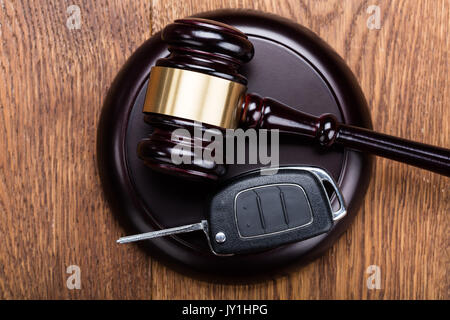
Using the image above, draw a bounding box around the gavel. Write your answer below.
[137,18,450,180]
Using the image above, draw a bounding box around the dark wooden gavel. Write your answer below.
[137,18,450,180]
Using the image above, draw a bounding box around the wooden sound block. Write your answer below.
[97,9,373,280]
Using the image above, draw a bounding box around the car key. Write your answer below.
[117,166,346,255]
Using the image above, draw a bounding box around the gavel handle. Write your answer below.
[335,124,450,176]
[242,94,450,177]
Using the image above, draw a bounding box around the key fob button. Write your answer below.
[252,187,286,234]
[235,190,266,237]
[277,185,313,228]
[235,184,313,237]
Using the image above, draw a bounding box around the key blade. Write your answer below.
[116,220,208,244]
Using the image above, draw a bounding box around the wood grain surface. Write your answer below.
[0,0,448,299]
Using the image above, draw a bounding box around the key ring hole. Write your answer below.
[322,179,341,212]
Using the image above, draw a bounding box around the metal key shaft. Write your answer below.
[117,220,208,244]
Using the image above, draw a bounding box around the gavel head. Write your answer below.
[137,18,255,180]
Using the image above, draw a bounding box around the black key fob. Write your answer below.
[207,166,346,255]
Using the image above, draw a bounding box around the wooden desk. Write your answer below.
[0,0,447,299]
